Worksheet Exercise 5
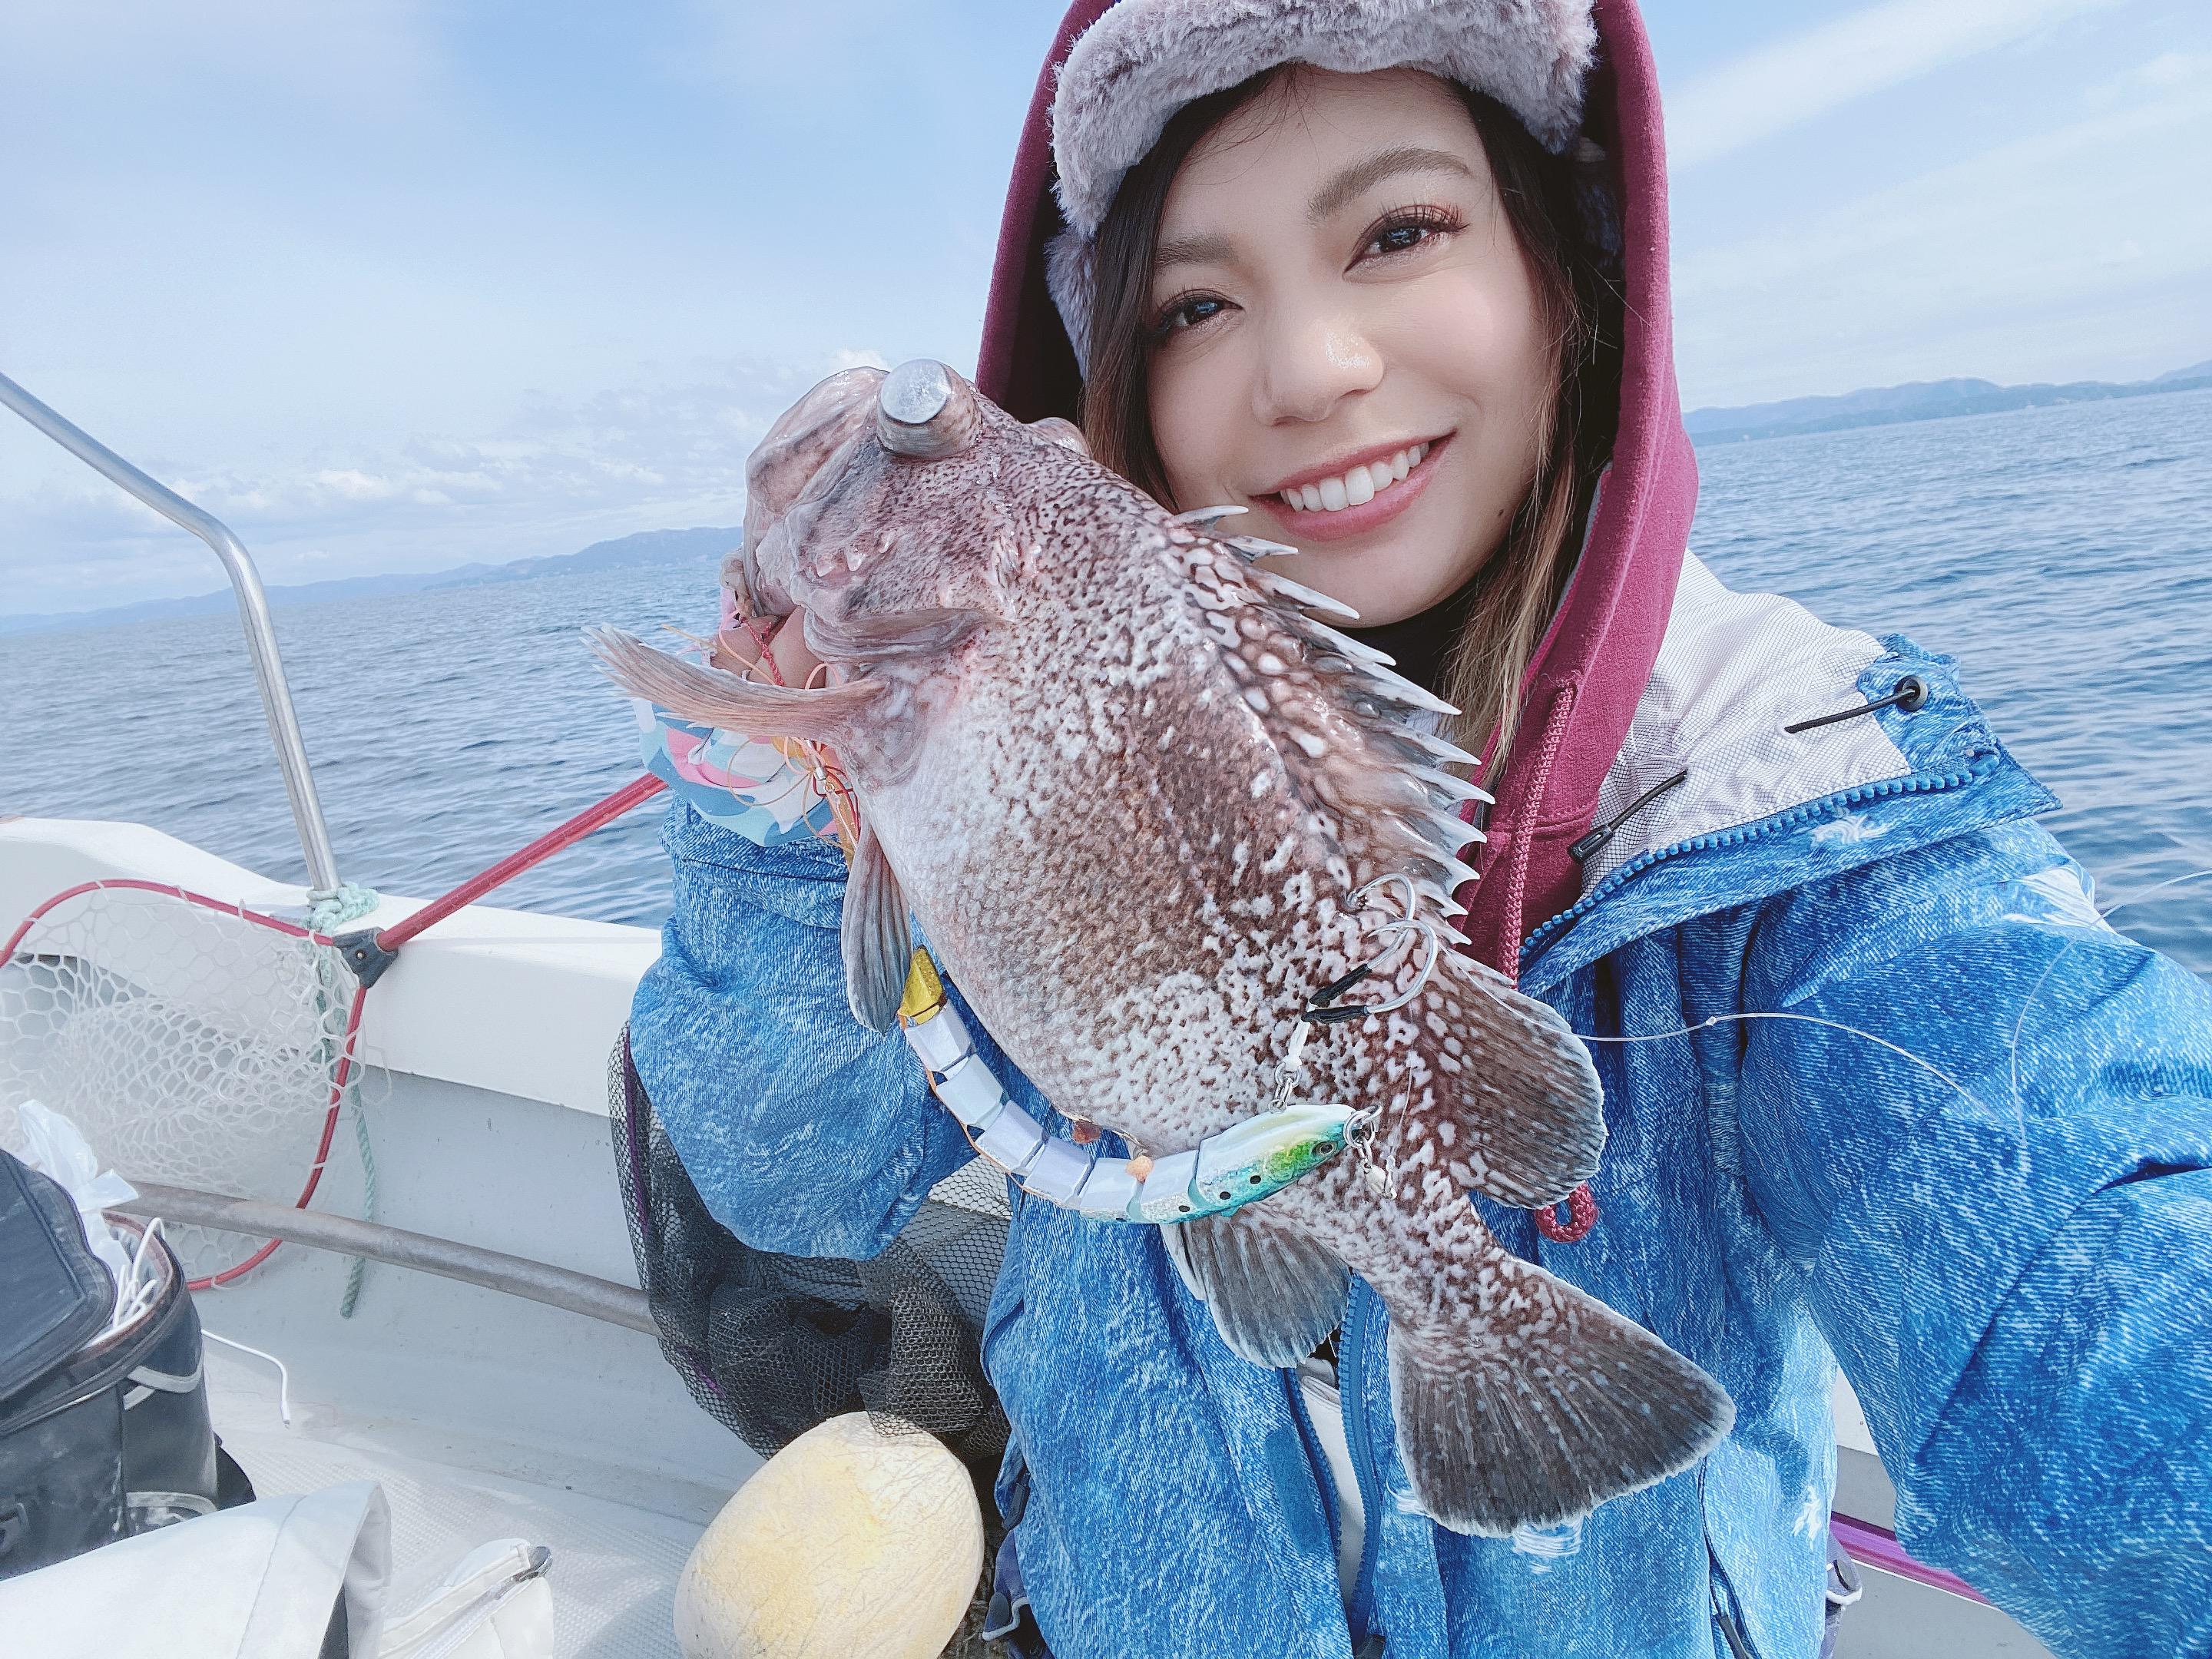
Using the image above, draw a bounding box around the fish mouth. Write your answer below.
[1257,434,1451,544]
[739,366,893,614]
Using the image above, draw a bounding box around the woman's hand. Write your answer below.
[715,608,826,690]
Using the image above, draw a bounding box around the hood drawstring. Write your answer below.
[1784,674,1929,735]
[1488,689,1604,1246]
[1535,671,1935,1244]
[1568,674,1929,867]
[1569,767,1690,865]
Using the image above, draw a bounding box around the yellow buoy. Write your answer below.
[674,1412,984,1659]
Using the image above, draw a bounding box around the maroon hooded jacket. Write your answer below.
[973,0,1696,983]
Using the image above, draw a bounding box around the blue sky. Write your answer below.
[2,0,2207,615]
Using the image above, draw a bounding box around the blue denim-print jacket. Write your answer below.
[628,559,2212,1658]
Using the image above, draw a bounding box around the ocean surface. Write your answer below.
[4,389,2208,978]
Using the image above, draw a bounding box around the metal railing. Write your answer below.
[0,369,343,898]
[118,1181,656,1334]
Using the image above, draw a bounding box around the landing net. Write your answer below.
[0,880,363,1286]
[611,1029,1012,1491]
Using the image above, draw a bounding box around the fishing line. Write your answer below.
[1572,867,2212,1183]
[2005,864,2212,1171]
[2098,866,2212,923]
[1574,1011,1996,1118]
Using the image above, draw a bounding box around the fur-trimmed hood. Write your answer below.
[975,0,1697,978]
[1054,2,1596,239]
[1045,0,1599,367]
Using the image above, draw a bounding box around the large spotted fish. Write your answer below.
[593,360,1732,1535]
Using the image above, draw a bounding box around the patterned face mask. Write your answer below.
[631,674,842,849]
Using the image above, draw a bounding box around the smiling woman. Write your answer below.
[619,3,2212,1657]
[1076,66,1619,767]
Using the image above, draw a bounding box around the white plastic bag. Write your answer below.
[13,1098,140,1295]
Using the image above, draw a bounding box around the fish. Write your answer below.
[591,359,1734,1536]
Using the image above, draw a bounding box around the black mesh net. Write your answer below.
[609,1028,1012,1489]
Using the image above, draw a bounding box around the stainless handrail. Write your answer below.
[0,370,343,897]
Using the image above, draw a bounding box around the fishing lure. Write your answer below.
[896,946,1356,1222]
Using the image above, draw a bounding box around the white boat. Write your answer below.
[0,373,2056,1657]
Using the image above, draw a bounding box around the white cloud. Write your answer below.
[0,356,839,614]
[0,0,442,121]
[2140,50,2212,89]
[1674,68,2212,404]
[1667,0,2125,170]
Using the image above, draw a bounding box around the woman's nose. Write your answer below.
[1255,308,1383,426]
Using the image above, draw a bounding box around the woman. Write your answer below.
[630,2,2212,1654]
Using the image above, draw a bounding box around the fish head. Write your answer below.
[736,359,1086,668]
[733,365,886,621]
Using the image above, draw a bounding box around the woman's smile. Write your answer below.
[1256,432,1451,543]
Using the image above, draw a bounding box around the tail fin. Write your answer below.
[1387,1245,1734,1536]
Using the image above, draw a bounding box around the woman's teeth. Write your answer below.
[1279,443,1429,514]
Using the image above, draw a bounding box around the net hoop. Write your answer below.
[2,878,367,1290]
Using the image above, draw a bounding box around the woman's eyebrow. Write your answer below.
[1306,146,1475,224]
[1155,230,1236,273]
[1153,147,1475,274]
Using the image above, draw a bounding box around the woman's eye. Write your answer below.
[1152,293,1230,339]
[1356,210,1460,264]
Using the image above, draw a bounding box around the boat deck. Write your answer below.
[207,1349,704,1659]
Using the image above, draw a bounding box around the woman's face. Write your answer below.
[1146,68,1554,626]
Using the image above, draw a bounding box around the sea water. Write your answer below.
[2,389,2207,977]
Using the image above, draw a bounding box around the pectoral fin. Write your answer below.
[587,627,883,747]
[842,823,912,1031]
[1179,1206,1350,1367]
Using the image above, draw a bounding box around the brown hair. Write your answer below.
[1079,69,1621,768]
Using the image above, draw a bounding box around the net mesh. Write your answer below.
[609,1030,1013,1490]
[0,883,357,1283]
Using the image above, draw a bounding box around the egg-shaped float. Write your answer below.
[674,1412,985,1659]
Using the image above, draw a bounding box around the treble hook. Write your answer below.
[1303,873,1442,1024]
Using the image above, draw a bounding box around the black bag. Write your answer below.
[0,1150,235,1579]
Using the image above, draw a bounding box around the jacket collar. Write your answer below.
[1518,555,2061,995]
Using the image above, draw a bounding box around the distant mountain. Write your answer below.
[426,525,742,590]
[1685,361,2212,445]
[0,525,740,637]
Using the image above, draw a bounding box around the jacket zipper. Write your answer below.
[1522,759,1997,971]
[1339,1290,1386,1644]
